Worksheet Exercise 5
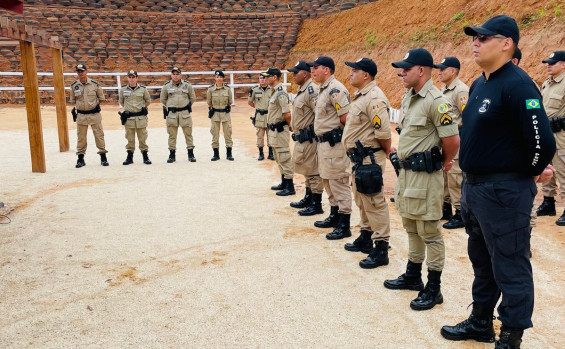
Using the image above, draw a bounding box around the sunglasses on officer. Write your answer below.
[473,33,507,43]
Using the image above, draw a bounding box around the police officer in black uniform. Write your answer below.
[440,15,556,349]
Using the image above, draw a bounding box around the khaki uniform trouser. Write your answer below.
[168,125,194,150]
[125,127,148,152]
[323,177,352,214]
[211,120,233,148]
[353,176,390,241]
[255,127,270,148]
[402,217,445,271]
[446,159,462,210]
[274,147,293,179]
[76,122,107,155]
[542,149,565,202]
[305,175,324,194]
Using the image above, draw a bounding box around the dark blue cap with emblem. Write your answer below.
[433,56,460,70]
[127,69,138,77]
[171,67,181,73]
[306,56,335,71]
[542,51,565,64]
[464,15,520,45]
[287,60,310,73]
[260,67,282,77]
[75,64,87,71]
[345,57,377,77]
[215,70,225,77]
[392,48,434,68]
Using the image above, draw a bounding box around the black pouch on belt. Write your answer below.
[355,154,383,195]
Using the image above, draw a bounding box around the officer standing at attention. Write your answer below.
[160,67,197,163]
[207,70,234,161]
[342,58,392,269]
[248,75,274,161]
[441,16,555,349]
[307,56,353,240]
[287,60,324,215]
[536,51,565,225]
[433,56,469,229]
[118,70,151,165]
[69,64,108,168]
[384,48,459,311]
[263,67,295,196]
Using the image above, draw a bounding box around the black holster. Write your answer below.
[352,141,383,195]
[71,107,77,122]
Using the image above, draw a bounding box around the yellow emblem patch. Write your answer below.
[440,113,452,125]
[437,103,449,114]
[461,104,466,111]
[372,115,382,129]
[335,103,341,111]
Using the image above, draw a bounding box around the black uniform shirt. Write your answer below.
[460,61,556,176]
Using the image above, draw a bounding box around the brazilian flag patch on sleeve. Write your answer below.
[526,99,540,109]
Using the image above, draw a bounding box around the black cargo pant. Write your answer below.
[461,177,535,329]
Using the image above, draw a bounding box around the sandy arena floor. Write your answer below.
[0,102,563,348]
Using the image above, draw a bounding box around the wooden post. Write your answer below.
[51,47,69,152]
[19,40,46,173]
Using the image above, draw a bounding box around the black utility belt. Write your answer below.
[292,125,315,143]
[268,121,287,132]
[395,146,443,173]
[77,104,101,114]
[126,108,148,117]
[463,172,527,185]
[212,107,230,113]
[347,146,382,163]
[315,127,343,147]
[549,116,565,133]
[255,109,268,115]
[168,103,192,113]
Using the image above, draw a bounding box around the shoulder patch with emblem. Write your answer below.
[308,86,314,94]
[278,93,288,102]
[371,104,382,129]
[526,99,540,109]
[310,95,318,105]
[437,103,449,114]
[440,113,453,125]
[460,96,467,104]
[277,86,283,91]
[329,88,340,100]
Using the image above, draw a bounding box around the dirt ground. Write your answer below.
[0,101,563,348]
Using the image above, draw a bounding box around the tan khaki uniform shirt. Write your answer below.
[160,80,196,117]
[119,84,150,113]
[542,71,565,149]
[292,78,319,176]
[206,84,233,122]
[267,83,291,148]
[315,75,351,179]
[248,85,273,128]
[69,78,105,125]
[440,77,469,128]
[395,79,459,220]
[342,81,391,170]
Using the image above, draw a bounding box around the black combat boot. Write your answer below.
[142,151,152,165]
[326,213,352,240]
[187,149,196,162]
[443,209,464,229]
[299,193,324,216]
[211,148,220,161]
[267,146,274,160]
[314,206,339,228]
[495,327,523,349]
[75,154,85,168]
[440,303,495,343]
[123,151,134,165]
[226,147,234,161]
[556,210,565,226]
[384,260,425,291]
[100,153,109,166]
[344,230,373,253]
[441,202,452,220]
[258,147,264,161]
[167,149,176,163]
[271,175,284,190]
[290,187,311,208]
[276,178,296,196]
[536,196,556,216]
[410,270,443,310]
[359,240,390,268]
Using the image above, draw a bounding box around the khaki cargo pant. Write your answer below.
[167,112,194,150]
[324,177,352,214]
[76,112,107,155]
[353,176,390,241]
[256,127,270,148]
[125,116,148,152]
[211,121,233,148]
[274,146,294,179]
[402,217,445,271]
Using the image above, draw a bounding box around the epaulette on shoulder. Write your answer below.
[429,86,442,99]
[122,84,128,88]
[71,80,79,86]
[139,84,146,88]
[276,86,283,91]
[90,79,99,85]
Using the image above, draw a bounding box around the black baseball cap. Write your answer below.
[464,15,520,45]
[171,67,181,73]
[513,47,522,61]
[542,51,565,64]
[392,48,434,68]
[287,60,310,73]
[75,64,87,71]
[127,69,138,77]
[306,56,335,71]
[345,57,377,77]
[260,67,282,77]
[433,56,460,70]
[215,70,225,77]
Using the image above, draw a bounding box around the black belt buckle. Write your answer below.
[291,134,297,141]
